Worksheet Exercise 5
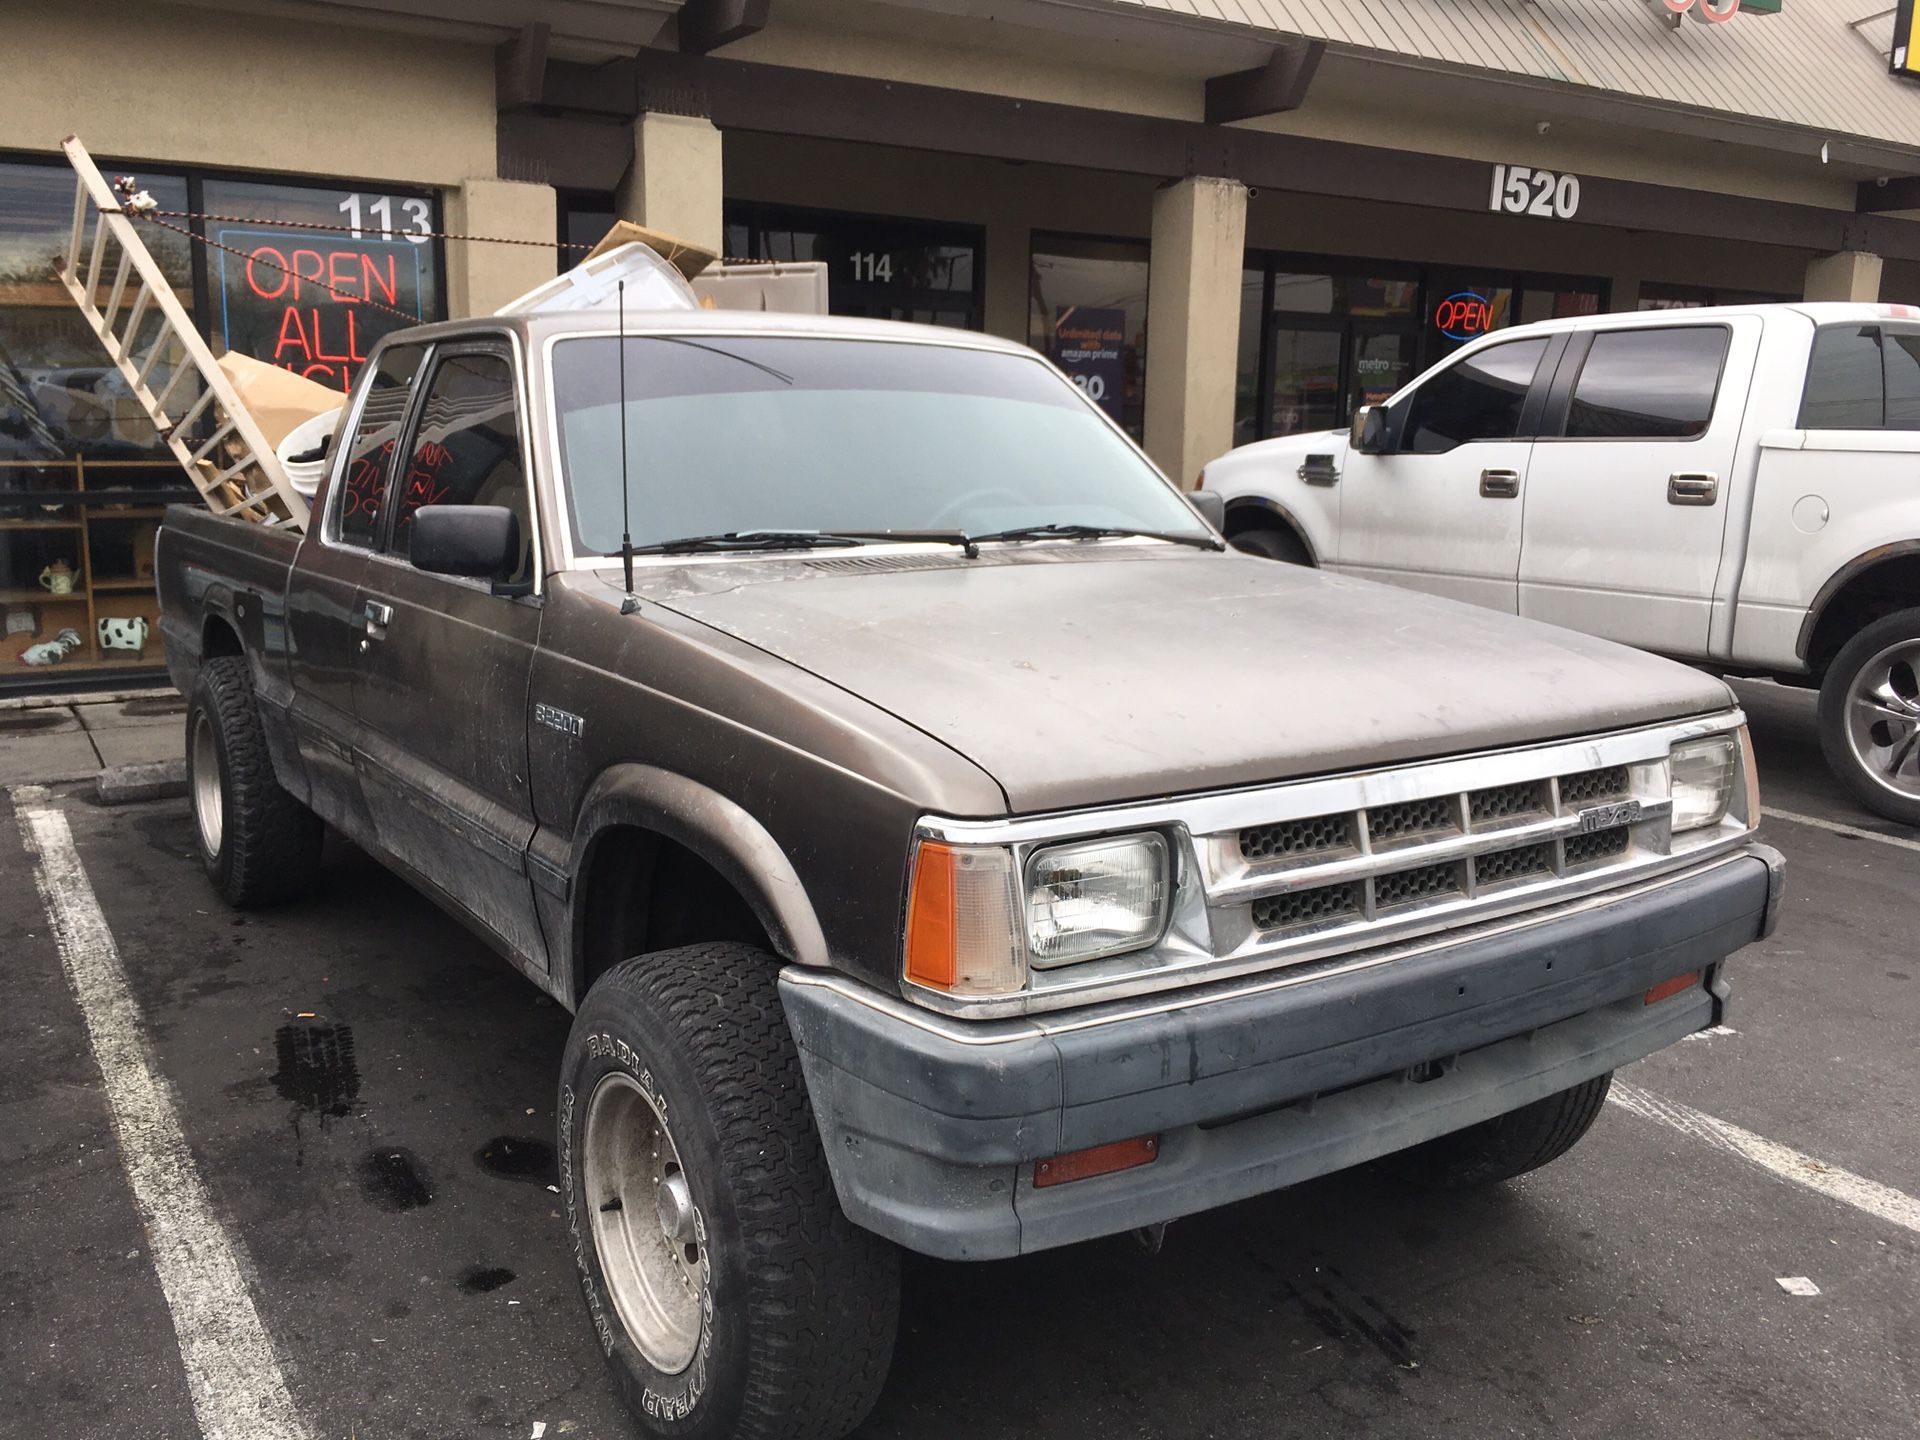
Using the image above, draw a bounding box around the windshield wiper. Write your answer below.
[630,530,869,555]
[963,522,1225,552]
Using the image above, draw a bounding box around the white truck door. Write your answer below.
[1517,319,1759,657]
[1333,333,1556,613]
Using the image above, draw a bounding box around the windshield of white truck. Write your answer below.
[549,336,1204,556]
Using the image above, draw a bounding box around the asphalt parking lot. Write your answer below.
[2,677,1916,1440]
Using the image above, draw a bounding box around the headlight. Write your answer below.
[1670,734,1739,832]
[1025,834,1170,968]
[902,832,1172,997]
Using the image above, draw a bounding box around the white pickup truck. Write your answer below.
[1202,302,1920,824]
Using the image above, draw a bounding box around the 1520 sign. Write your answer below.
[1489,164,1582,221]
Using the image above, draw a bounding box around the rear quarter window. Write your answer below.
[1801,325,1884,429]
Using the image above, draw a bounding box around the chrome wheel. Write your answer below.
[190,711,224,858]
[1844,639,1920,801]
[584,1071,706,1373]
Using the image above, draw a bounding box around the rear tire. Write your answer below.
[1817,607,1920,825]
[186,655,324,907]
[1230,524,1311,565]
[1389,1073,1612,1189]
[560,943,899,1440]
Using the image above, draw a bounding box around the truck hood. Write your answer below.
[632,546,1734,815]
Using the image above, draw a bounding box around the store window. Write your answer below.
[1637,282,1793,311]
[1240,254,1605,442]
[202,177,440,396]
[0,156,441,690]
[729,202,983,331]
[1029,236,1150,438]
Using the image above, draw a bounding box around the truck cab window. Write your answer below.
[1882,328,1920,429]
[391,351,532,584]
[1801,325,1884,429]
[1565,326,1728,439]
[335,344,424,548]
[1400,337,1547,454]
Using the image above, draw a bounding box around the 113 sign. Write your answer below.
[1489,164,1582,220]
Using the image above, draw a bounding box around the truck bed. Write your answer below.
[155,504,302,707]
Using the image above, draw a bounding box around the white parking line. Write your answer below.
[12,787,311,1440]
[1610,1081,1920,1237]
[1762,806,1920,855]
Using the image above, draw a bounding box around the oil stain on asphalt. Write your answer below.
[458,1266,517,1294]
[357,1148,434,1211]
[475,1135,557,1185]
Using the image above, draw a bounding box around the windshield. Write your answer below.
[549,336,1202,554]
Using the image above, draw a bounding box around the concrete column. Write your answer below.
[444,178,558,319]
[617,112,724,256]
[1143,176,1248,488]
[982,210,1030,345]
[1804,250,1883,303]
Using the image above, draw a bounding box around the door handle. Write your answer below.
[363,600,393,633]
[1668,472,1719,506]
[1479,468,1521,499]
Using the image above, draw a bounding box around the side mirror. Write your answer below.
[1351,405,1392,455]
[411,504,521,583]
[1189,490,1226,530]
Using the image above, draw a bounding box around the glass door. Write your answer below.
[1348,323,1418,413]
[1265,319,1346,437]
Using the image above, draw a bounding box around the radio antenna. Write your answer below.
[617,278,637,613]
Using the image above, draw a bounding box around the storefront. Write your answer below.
[0,152,442,690]
[10,0,1920,700]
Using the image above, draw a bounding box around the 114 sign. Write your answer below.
[1489,164,1582,220]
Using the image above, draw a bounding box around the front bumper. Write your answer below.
[780,845,1783,1261]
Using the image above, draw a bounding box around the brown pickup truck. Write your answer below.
[158,304,1783,1440]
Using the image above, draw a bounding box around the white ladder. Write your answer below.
[55,135,310,530]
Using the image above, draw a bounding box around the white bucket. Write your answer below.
[277,406,344,499]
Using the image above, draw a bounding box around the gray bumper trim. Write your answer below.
[780,847,1778,1261]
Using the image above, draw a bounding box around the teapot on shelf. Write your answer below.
[39,560,75,595]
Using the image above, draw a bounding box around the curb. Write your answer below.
[97,758,189,807]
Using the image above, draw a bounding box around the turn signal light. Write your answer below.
[903,841,1026,996]
[1644,970,1702,1006]
[1033,1135,1160,1188]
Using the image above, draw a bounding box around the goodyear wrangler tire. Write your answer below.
[1389,1072,1613,1189]
[560,943,900,1440]
[186,655,324,908]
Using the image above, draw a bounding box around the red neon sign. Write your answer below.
[1433,291,1495,341]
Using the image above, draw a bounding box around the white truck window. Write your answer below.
[1565,327,1728,440]
[1400,337,1548,454]
[1801,325,1885,429]
[1883,328,1920,427]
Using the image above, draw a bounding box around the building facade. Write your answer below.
[6,0,1920,691]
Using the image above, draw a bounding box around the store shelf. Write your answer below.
[0,588,87,604]
[87,507,171,521]
[0,519,83,531]
[91,576,159,592]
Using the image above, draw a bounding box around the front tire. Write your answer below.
[1389,1073,1612,1189]
[186,655,324,907]
[1818,608,1920,825]
[560,943,899,1440]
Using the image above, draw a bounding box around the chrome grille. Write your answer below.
[1251,882,1361,930]
[1565,825,1631,868]
[1470,780,1549,825]
[1218,750,1673,949]
[1374,861,1463,910]
[1241,814,1353,861]
[1561,765,1629,807]
[1368,796,1456,844]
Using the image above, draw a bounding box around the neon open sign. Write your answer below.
[1434,292,1495,342]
